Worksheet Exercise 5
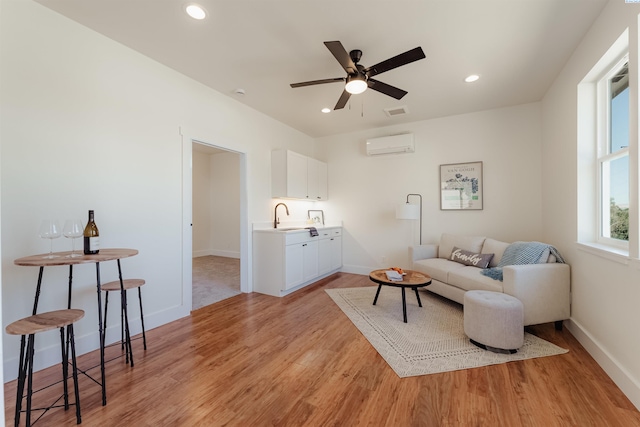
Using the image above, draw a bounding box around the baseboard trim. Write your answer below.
[193,250,240,259]
[3,304,190,382]
[566,318,640,411]
[341,264,376,275]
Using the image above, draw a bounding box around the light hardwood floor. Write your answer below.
[5,272,640,426]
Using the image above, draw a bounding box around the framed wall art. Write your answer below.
[308,209,325,225]
[440,161,483,210]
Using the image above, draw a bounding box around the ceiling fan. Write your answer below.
[290,41,426,110]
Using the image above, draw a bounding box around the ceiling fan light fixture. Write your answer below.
[345,75,367,94]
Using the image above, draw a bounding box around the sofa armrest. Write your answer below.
[502,263,571,326]
[410,244,438,262]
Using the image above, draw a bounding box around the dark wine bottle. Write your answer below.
[83,210,100,254]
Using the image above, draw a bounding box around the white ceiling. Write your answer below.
[35,0,608,138]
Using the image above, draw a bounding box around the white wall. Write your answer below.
[192,150,213,256]
[192,150,241,258]
[316,103,544,273]
[210,152,241,258]
[0,0,313,379]
[4,0,640,414]
[541,1,640,409]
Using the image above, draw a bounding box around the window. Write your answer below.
[597,57,629,248]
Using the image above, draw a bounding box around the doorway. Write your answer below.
[191,142,242,309]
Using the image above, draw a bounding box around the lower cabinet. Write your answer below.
[318,228,342,275]
[254,227,342,297]
[285,240,318,290]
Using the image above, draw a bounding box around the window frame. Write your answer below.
[596,54,630,250]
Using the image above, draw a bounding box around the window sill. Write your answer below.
[576,242,629,265]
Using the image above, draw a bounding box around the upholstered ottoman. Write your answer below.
[463,290,524,353]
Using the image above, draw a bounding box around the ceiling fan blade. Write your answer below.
[290,77,344,88]
[367,79,407,100]
[364,47,425,78]
[334,89,351,110]
[324,41,357,74]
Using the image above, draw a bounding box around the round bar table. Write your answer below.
[14,248,138,406]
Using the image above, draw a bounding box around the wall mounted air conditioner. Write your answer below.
[365,133,415,156]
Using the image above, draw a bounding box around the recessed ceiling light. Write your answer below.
[465,74,480,83]
[321,108,331,114]
[186,4,207,20]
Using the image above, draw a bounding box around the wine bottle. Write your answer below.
[83,210,100,254]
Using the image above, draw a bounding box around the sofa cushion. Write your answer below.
[450,246,493,268]
[481,238,510,267]
[448,267,504,293]
[438,233,486,259]
[413,258,466,283]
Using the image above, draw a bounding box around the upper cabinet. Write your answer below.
[272,150,328,200]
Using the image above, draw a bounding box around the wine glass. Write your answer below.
[39,220,61,259]
[63,219,84,258]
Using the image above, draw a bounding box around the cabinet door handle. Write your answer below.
[302,243,307,247]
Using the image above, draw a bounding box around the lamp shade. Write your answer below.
[396,203,420,220]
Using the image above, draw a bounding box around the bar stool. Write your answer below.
[101,279,147,367]
[6,309,84,426]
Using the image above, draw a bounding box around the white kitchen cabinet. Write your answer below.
[330,235,342,271]
[307,158,328,201]
[253,227,342,297]
[318,228,342,275]
[271,150,328,200]
[285,239,318,290]
[284,243,304,289]
[302,240,319,283]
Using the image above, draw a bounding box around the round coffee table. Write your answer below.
[368,269,432,323]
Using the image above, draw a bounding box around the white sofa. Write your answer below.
[410,233,570,329]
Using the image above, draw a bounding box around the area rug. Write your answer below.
[325,286,568,377]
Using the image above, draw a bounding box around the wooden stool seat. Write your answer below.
[101,278,145,292]
[101,279,147,366]
[6,309,85,336]
[7,309,83,426]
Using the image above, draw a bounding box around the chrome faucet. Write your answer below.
[274,203,289,228]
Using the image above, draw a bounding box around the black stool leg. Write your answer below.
[25,334,35,427]
[122,289,134,367]
[138,287,147,350]
[119,291,125,352]
[69,324,81,424]
[103,291,109,351]
[14,334,27,427]
[60,327,69,410]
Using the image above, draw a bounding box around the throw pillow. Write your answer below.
[450,246,494,268]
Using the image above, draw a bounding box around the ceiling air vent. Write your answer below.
[384,106,409,118]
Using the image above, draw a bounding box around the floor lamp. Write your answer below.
[395,193,422,245]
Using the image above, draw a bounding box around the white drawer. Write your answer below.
[285,231,316,245]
